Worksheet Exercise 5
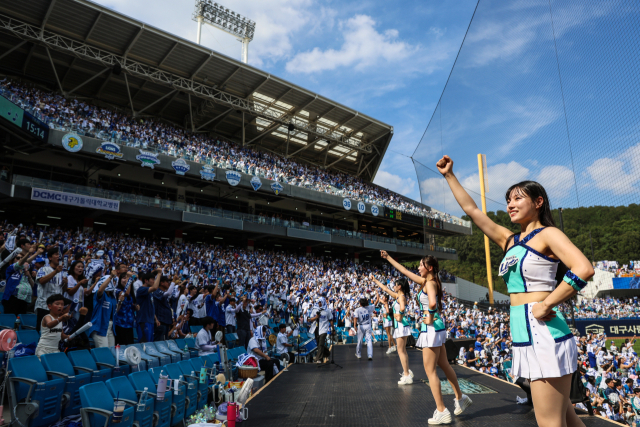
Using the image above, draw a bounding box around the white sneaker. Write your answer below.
[390,346,397,352]
[355,354,361,359]
[428,408,452,424]
[398,375,413,385]
[386,347,393,354]
[399,369,414,378]
[453,394,472,415]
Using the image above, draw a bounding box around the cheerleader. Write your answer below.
[436,155,594,427]
[382,251,472,424]
[377,292,397,354]
[371,274,413,385]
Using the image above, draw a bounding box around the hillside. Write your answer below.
[434,204,640,295]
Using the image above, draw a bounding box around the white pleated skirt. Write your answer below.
[415,328,446,349]
[510,302,577,380]
[383,319,393,328]
[393,325,412,339]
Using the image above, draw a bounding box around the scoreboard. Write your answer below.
[1,93,49,142]
[383,208,443,229]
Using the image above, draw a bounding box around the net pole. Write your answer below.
[477,154,494,305]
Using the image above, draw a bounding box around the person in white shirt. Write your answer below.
[247,325,281,383]
[353,298,375,360]
[225,298,238,333]
[275,324,295,363]
[195,316,218,356]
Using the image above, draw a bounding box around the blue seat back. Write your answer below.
[184,337,197,349]
[148,367,185,425]
[139,343,171,366]
[200,353,221,366]
[166,340,189,360]
[190,325,203,334]
[164,363,197,416]
[20,313,37,329]
[16,329,40,346]
[92,347,131,377]
[41,353,91,417]
[106,377,154,427]
[0,314,16,329]
[173,338,187,350]
[68,349,112,382]
[129,372,172,427]
[154,341,181,363]
[80,382,135,427]
[9,356,65,427]
[129,344,159,368]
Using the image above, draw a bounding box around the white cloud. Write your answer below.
[285,15,418,73]
[582,142,640,196]
[374,170,416,197]
[536,165,576,201]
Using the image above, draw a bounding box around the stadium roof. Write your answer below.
[0,0,394,181]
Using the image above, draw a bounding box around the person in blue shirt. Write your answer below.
[2,246,42,315]
[114,272,137,345]
[153,275,174,341]
[136,267,163,342]
[86,270,120,347]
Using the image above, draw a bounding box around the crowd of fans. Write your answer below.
[575,297,640,320]
[1,219,639,424]
[0,78,464,225]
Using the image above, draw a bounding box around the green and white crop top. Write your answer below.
[499,227,559,294]
[392,300,412,328]
[417,290,445,332]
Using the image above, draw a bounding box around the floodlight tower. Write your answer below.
[193,0,256,64]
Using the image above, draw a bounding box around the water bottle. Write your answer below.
[187,373,195,389]
[184,343,189,353]
[137,387,148,412]
[15,316,20,329]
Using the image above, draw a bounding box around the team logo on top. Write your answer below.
[62,133,83,152]
[357,201,366,214]
[250,176,262,191]
[343,198,352,210]
[136,150,160,169]
[498,255,518,276]
[371,205,380,216]
[96,142,123,160]
[200,165,216,181]
[171,158,190,175]
[271,182,283,195]
[225,170,242,186]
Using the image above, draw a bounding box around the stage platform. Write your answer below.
[244,344,613,427]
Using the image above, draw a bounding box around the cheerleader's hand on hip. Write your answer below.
[532,301,556,321]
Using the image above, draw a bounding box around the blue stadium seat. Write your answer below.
[123,344,158,370]
[20,313,37,330]
[200,352,221,366]
[177,359,208,409]
[148,367,185,426]
[128,370,172,427]
[190,325,203,334]
[297,339,317,363]
[16,329,40,346]
[67,349,112,382]
[151,341,181,363]
[105,376,155,427]
[0,313,17,329]
[225,333,239,348]
[135,343,171,366]
[8,355,66,427]
[182,337,200,358]
[41,352,91,418]
[111,345,147,371]
[79,382,135,427]
[91,347,131,377]
[166,340,190,360]
[163,363,197,417]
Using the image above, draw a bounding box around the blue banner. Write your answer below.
[574,319,640,337]
[612,276,640,289]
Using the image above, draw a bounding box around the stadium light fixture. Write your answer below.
[47,216,61,219]
[193,0,256,64]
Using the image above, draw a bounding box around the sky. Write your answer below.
[93,0,640,218]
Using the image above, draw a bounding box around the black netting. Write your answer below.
[413,0,640,217]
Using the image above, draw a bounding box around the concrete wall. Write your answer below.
[443,278,509,303]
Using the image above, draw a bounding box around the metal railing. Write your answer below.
[13,175,457,254]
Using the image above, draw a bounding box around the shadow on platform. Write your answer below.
[244,344,612,427]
